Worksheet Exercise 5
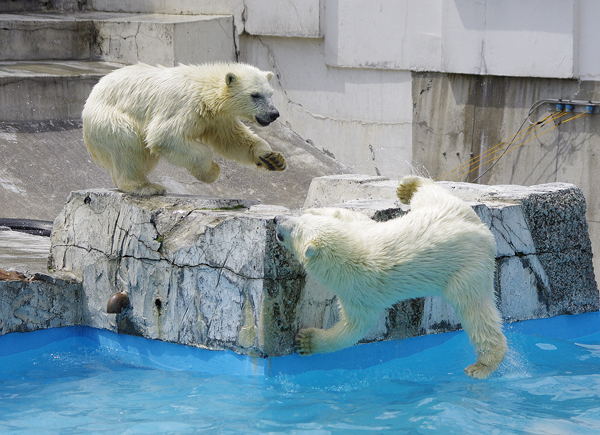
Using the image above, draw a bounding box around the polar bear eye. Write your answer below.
[251,93,261,100]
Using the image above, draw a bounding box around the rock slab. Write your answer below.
[49,190,303,356]
[305,175,599,336]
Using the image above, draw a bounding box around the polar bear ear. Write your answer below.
[225,73,237,86]
[304,243,317,259]
[265,71,274,81]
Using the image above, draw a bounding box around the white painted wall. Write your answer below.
[442,0,577,78]
[325,0,578,78]
[324,0,443,72]
[579,0,600,80]
[244,0,321,37]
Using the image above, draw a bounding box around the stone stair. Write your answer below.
[0,60,122,121]
[0,10,236,121]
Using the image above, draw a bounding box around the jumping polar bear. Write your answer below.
[82,62,285,196]
[274,175,507,379]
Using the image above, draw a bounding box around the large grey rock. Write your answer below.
[46,176,599,356]
[305,175,599,334]
[49,190,303,356]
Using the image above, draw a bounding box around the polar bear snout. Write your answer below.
[274,215,300,246]
[274,215,288,242]
[256,109,280,126]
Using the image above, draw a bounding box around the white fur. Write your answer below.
[275,175,507,379]
[82,62,285,196]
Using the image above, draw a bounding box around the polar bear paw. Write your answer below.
[464,342,507,379]
[257,151,287,171]
[189,161,220,184]
[296,328,319,356]
[396,175,428,204]
[464,362,495,380]
[122,182,166,197]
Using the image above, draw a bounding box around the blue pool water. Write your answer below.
[2,313,600,434]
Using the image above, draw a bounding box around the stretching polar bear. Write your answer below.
[82,62,285,196]
[274,176,507,379]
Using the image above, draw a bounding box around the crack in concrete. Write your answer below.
[215,245,235,290]
[54,241,299,282]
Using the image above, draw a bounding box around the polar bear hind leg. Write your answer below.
[112,143,163,196]
[444,273,508,379]
[150,138,221,184]
[84,112,165,196]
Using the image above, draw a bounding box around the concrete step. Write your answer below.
[0,60,123,121]
[0,12,236,65]
[0,12,95,61]
[92,12,236,66]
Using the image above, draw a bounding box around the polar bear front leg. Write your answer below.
[446,289,508,379]
[256,149,287,171]
[296,304,377,355]
[210,120,286,171]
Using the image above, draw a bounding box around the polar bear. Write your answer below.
[274,175,507,379]
[82,62,286,196]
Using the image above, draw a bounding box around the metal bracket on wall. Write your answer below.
[543,99,600,114]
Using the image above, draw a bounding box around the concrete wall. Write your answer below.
[235,0,600,176]
[240,36,414,178]
[411,73,600,294]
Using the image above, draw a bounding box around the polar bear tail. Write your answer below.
[396,175,434,204]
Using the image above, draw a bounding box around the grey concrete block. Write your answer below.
[0,13,94,61]
[93,13,236,66]
[0,12,236,65]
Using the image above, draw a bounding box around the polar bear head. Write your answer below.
[274,214,320,265]
[221,63,279,126]
[274,210,370,267]
[274,210,376,289]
